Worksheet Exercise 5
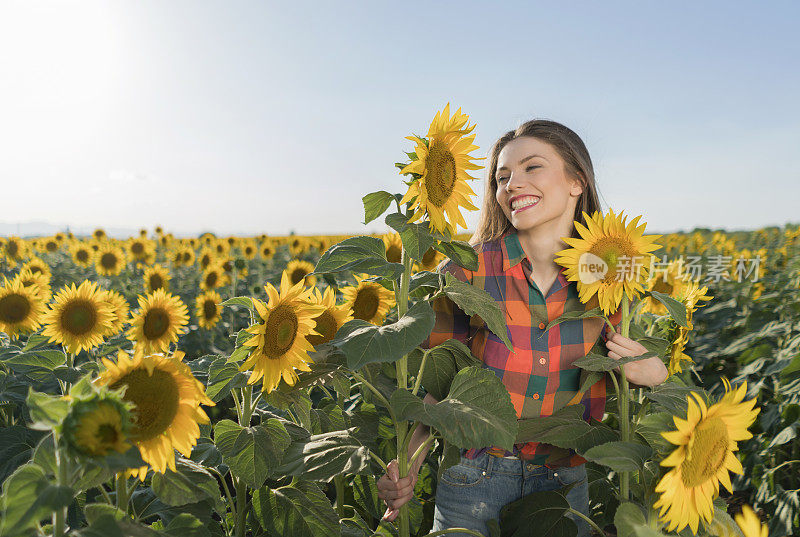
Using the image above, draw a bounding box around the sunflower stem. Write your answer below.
[619,293,632,502]
[115,473,129,513]
[52,432,68,537]
[334,474,347,518]
[234,477,248,537]
[394,248,414,537]
[412,349,430,397]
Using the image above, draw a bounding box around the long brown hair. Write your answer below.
[471,120,601,246]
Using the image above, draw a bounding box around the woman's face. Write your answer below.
[494,136,583,234]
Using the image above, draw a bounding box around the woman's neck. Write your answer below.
[515,222,572,278]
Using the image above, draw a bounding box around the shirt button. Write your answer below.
[538,322,546,330]
[553,472,559,478]
[539,358,546,365]
[533,393,540,400]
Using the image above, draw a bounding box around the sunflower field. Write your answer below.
[1,105,799,537]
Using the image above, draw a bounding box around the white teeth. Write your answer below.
[511,196,540,210]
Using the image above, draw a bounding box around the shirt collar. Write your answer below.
[500,229,569,295]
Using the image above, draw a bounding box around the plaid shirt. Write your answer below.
[422,229,623,468]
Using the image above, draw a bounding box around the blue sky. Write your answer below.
[1,1,798,237]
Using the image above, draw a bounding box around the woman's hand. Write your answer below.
[606,327,668,387]
[376,459,420,522]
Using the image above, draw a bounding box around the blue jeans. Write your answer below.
[431,452,591,537]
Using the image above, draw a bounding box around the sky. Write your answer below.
[1,1,798,238]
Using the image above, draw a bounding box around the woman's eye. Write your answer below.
[497,176,509,183]
[526,165,540,172]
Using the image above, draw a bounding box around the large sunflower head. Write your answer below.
[340,274,396,325]
[239,272,326,394]
[63,392,133,458]
[3,236,29,267]
[95,243,128,277]
[195,290,222,330]
[41,280,117,354]
[555,209,662,315]
[306,287,353,347]
[126,288,190,354]
[143,264,171,293]
[398,104,483,236]
[653,380,760,534]
[96,349,214,473]
[127,238,153,261]
[0,276,47,339]
[285,259,317,288]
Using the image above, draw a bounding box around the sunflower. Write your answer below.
[70,242,94,268]
[383,233,403,264]
[2,236,29,267]
[241,240,258,260]
[555,209,662,316]
[239,272,325,394]
[143,264,171,293]
[197,248,216,271]
[341,274,396,325]
[260,241,276,260]
[307,287,353,347]
[212,240,230,257]
[100,289,130,336]
[200,264,230,291]
[126,238,154,262]
[399,104,483,236]
[95,243,127,277]
[41,280,116,354]
[653,380,760,534]
[285,259,317,287]
[96,349,214,473]
[641,259,694,316]
[665,281,713,376]
[195,290,222,330]
[63,395,132,457]
[92,228,107,241]
[415,246,445,272]
[20,256,52,279]
[288,236,308,256]
[126,289,189,354]
[0,276,47,339]
[14,268,52,303]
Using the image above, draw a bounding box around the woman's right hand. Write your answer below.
[376,459,419,522]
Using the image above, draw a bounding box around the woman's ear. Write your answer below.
[569,176,584,197]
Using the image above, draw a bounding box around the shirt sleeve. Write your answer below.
[420,260,473,349]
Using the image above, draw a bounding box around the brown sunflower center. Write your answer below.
[680,416,729,487]
[149,274,164,290]
[589,237,639,283]
[205,271,218,288]
[100,252,118,270]
[7,241,19,257]
[96,423,120,445]
[131,242,144,255]
[245,246,254,255]
[386,244,402,264]
[352,286,380,322]
[201,255,212,269]
[262,304,298,359]
[142,307,170,340]
[0,293,31,323]
[424,141,457,208]
[111,367,179,441]
[77,250,89,262]
[307,310,337,346]
[182,252,191,263]
[30,266,43,275]
[202,299,217,320]
[60,300,98,336]
[46,241,58,252]
[290,268,308,285]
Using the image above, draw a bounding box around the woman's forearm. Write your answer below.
[407,393,438,471]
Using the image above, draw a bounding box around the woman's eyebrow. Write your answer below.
[497,154,546,171]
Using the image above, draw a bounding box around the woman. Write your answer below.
[376,119,669,537]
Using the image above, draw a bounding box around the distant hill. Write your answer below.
[1,221,148,239]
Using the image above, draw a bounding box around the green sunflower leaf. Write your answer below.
[362,191,396,225]
[442,272,512,351]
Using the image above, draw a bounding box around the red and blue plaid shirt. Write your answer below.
[422,229,622,468]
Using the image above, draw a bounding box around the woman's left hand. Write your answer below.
[606,327,668,387]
